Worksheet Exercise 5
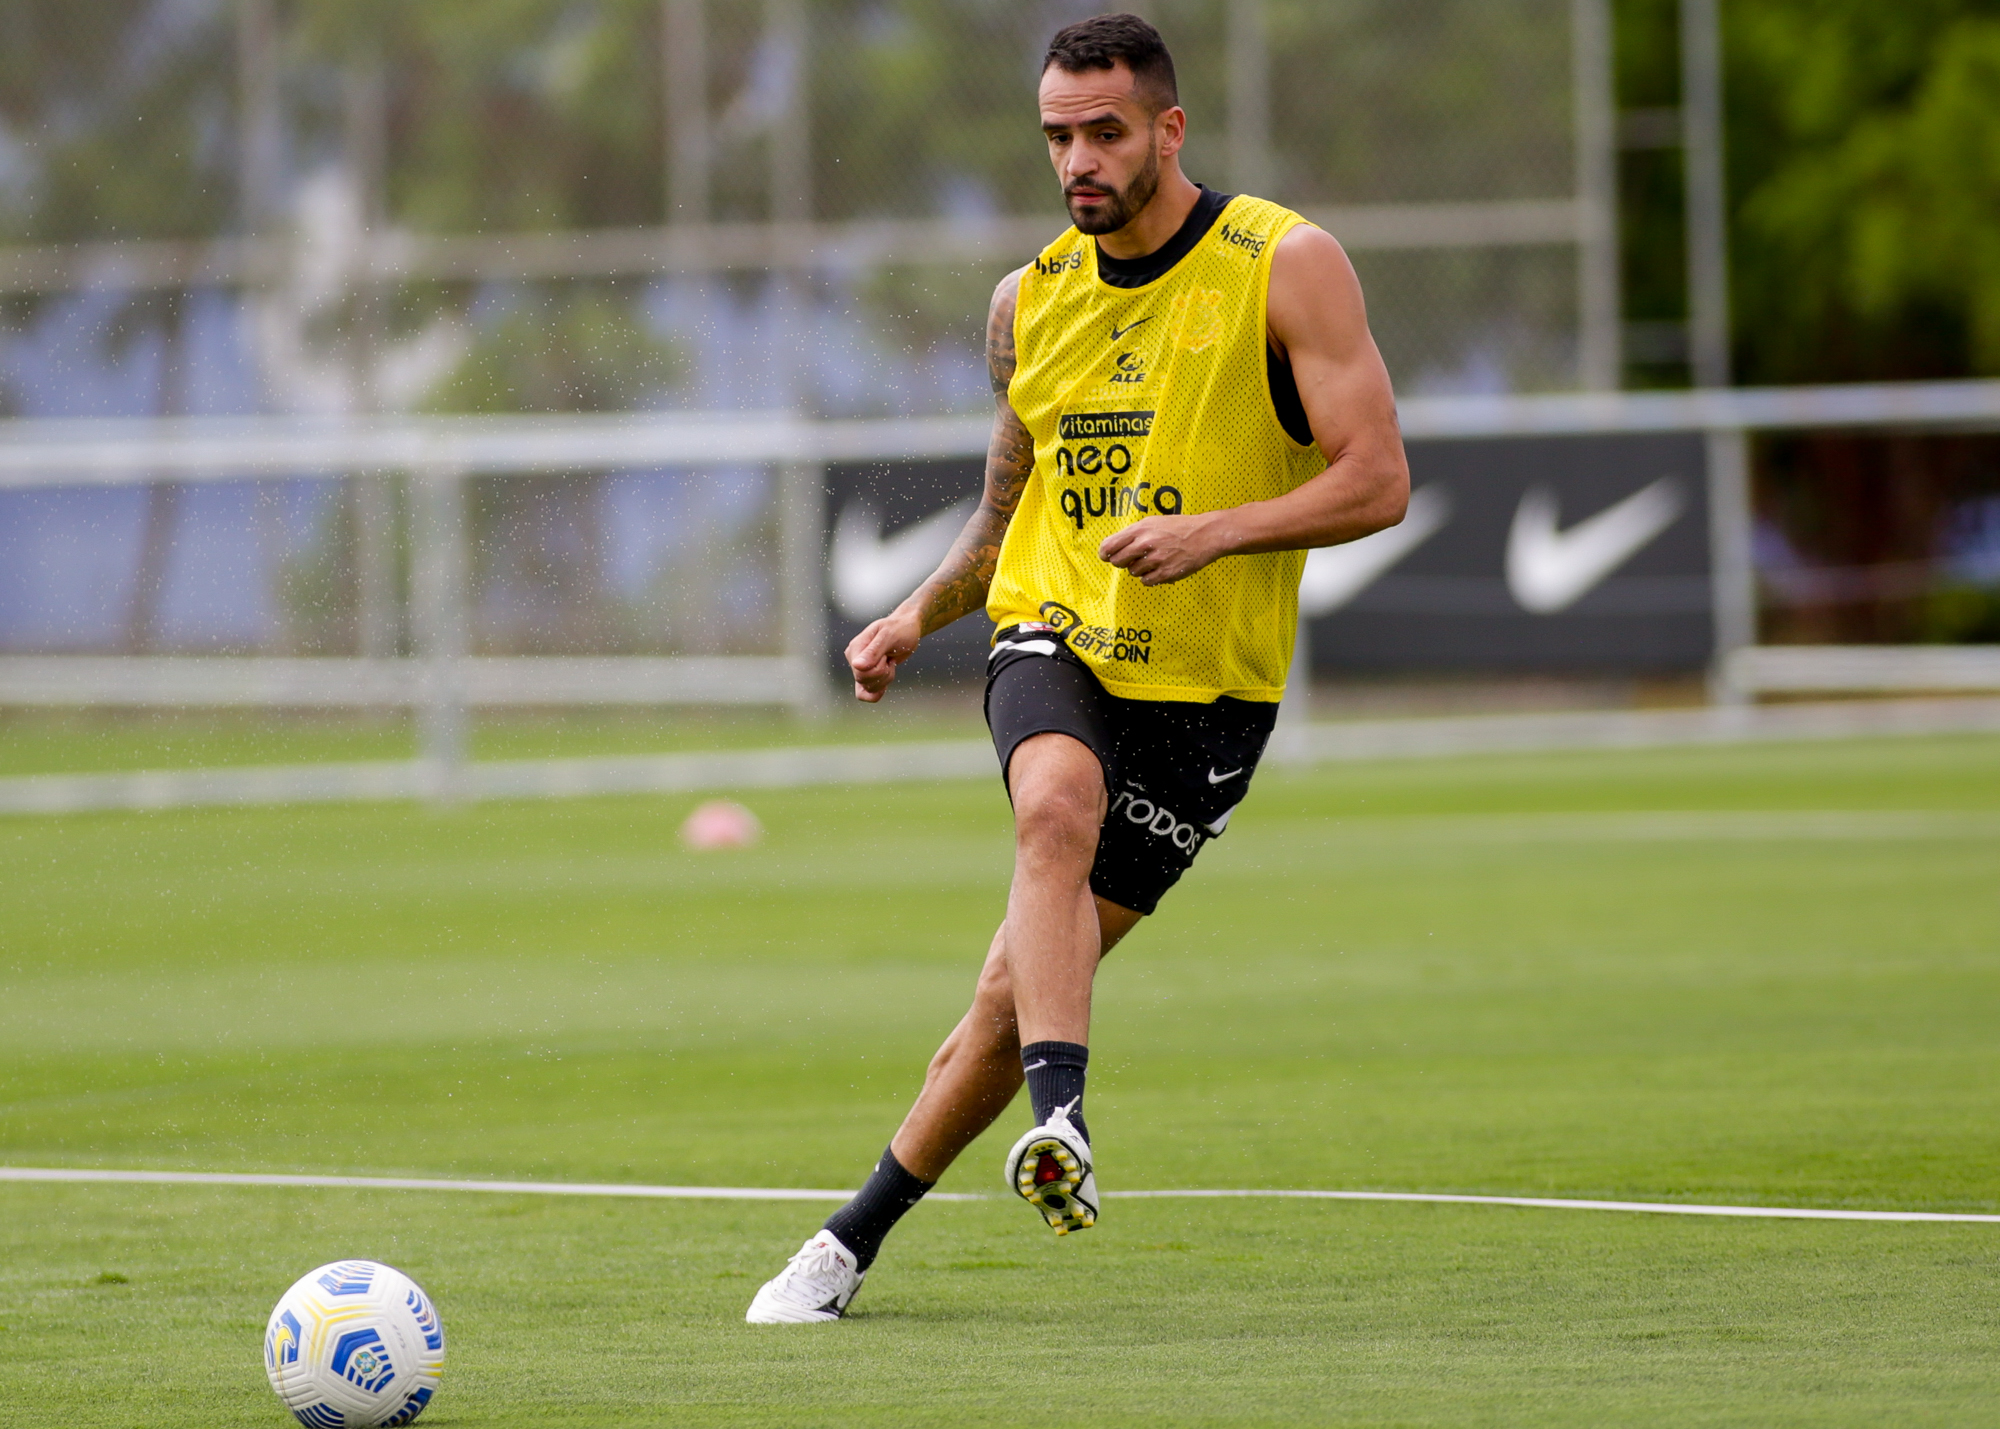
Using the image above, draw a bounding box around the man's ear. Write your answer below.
[1155,105,1188,160]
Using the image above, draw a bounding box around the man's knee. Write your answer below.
[1010,735,1106,863]
[1014,791,1101,867]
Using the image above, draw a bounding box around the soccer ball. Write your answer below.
[264,1260,445,1428]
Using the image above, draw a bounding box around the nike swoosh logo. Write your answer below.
[1109,316,1153,341]
[1207,767,1243,784]
[1298,484,1453,616]
[1022,1059,1049,1072]
[829,498,977,620]
[1506,477,1684,614]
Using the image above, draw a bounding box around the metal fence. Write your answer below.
[0,0,1627,667]
[9,1,1990,716]
[3,0,1619,387]
[5,380,1999,777]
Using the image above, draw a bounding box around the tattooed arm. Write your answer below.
[909,270,1035,634]
[846,268,1035,703]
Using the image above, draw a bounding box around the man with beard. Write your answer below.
[747,12,1408,1323]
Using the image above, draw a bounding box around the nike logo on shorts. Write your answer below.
[1207,767,1244,784]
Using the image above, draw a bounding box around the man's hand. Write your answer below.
[1098,513,1223,586]
[845,606,923,702]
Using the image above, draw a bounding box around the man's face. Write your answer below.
[1038,62,1178,235]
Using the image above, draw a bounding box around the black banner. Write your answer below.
[824,458,992,682]
[1307,433,1714,672]
[821,431,1715,681]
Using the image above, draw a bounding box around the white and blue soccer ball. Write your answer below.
[264,1260,445,1428]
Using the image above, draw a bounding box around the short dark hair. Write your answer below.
[1042,13,1179,114]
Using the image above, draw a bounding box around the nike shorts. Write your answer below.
[984,623,1278,917]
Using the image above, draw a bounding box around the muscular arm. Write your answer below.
[1097,224,1410,585]
[845,268,1036,701]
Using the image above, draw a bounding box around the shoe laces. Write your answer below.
[776,1237,852,1297]
[1051,1098,1089,1149]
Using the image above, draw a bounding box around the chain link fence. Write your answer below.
[0,0,1611,662]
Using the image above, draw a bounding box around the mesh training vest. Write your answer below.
[988,194,1327,703]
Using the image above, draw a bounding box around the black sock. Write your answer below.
[1021,1039,1090,1146]
[820,1146,934,1272]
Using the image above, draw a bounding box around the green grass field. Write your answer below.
[4,732,1999,1426]
[0,701,988,778]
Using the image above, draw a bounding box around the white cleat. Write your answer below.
[1004,1100,1099,1235]
[744,1230,865,1323]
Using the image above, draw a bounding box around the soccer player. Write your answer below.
[747,12,1408,1323]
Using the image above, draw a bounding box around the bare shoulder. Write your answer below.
[988,265,1027,329]
[1273,221,1351,266]
[1270,224,1362,303]
[987,265,1028,392]
[1268,224,1368,355]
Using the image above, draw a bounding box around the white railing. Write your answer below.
[0,656,809,707]
[10,380,1997,486]
[1725,645,2000,695]
[3,379,1999,794]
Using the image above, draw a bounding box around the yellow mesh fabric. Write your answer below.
[988,195,1327,703]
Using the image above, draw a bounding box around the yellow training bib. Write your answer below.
[988,195,1327,703]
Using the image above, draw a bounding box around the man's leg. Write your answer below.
[889,891,1143,1183]
[821,734,1133,1259]
[815,893,1137,1278]
[996,731,1112,1045]
[747,735,1138,1319]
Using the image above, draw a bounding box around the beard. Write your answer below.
[1065,146,1161,236]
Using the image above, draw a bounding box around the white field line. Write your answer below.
[1307,809,2000,843]
[5,697,2000,817]
[1109,1189,2000,1223]
[4,1167,1995,1223]
[0,1166,960,1203]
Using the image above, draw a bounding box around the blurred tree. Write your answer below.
[1266,0,1575,205]
[423,280,686,657]
[811,0,1062,222]
[1608,2,2000,647]
[0,0,670,242]
[428,283,681,412]
[330,0,665,233]
[0,0,236,244]
[1618,0,2000,385]
[14,0,1998,392]
[1734,4,2000,382]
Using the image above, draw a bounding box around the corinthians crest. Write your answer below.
[1170,286,1225,353]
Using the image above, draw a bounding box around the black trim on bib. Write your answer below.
[1090,185,1310,445]
[1093,185,1231,289]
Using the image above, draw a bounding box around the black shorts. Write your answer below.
[984,623,1278,917]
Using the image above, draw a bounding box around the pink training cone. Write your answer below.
[680,799,763,850]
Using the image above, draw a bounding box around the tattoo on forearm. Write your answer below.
[914,270,1035,635]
